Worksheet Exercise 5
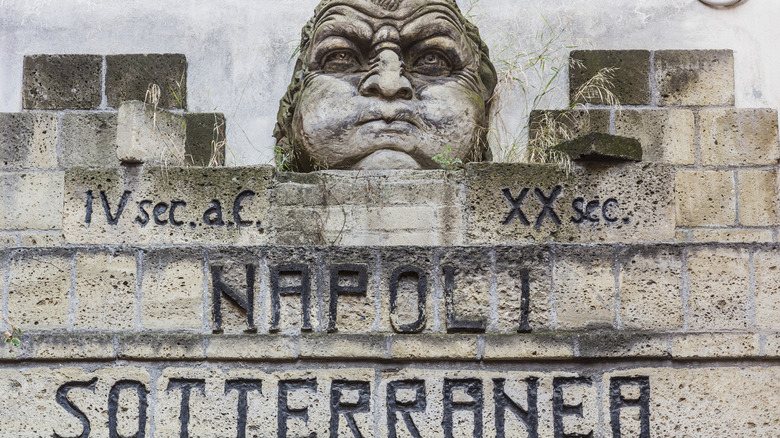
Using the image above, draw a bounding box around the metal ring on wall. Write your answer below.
[698,0,748,8]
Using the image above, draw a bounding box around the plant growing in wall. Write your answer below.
[3,319,22,347]
[432,145,465,171]
[486,14,620,169]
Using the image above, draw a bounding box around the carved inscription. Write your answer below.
[83,189,261,230]
[210,262,532,334]
[502,187,630,227]
[53,375,650,437]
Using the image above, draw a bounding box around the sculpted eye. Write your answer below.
[321,50,360,74]
[412,51,453,77]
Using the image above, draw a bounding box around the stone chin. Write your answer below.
[352,150,422,170]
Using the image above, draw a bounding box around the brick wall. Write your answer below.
[0,50,778,437]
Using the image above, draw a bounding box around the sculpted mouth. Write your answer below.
[356,107,423,129]
[358,119,417,133]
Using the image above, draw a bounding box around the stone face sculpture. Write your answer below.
[274,0,497,171]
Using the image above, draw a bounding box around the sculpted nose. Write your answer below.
[359,50,413,100]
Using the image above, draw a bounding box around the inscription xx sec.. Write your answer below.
[501,186,630,227]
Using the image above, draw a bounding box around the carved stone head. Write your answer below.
[274,0,497,171]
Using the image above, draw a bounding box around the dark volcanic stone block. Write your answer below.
[654,49,735,106]
[106,54,187,110]
[553,132,642,162]
[569,50,651,106]
[528,109,611,142]
[23,55,102,110]
[184,113,226,166]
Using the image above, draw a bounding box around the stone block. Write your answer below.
[671,333,760,358]
[315,247,379,334]
[266,170,464,246]
[552,133,642,162]
[299,334,387,359]
[553,246,616,329]
[0,367,150,437]
[389,334,477,359]
[268,205,462,246]
[264,247,321,333]
[494,246,553,332]
[63,166,272,245]
[765,334,780,357]
[737,169,779,226]
[106,54,187,109]
[569,50,651,105]
[184,112,226,166]
[20,232,64,247]
[22,54,102,110]
[205,334,297,360]
[578,332,669,358]
[73,250,137,330]
[116,100,186,165]
[377,370,597,438]
[465,162,675,244]
[482,333,574,360]
[376,247,437,333]
[206,248,263,333]
[29,333,115,360]
[0,336,28,360]
[613,109,696,164]
[60,112,118,167]
[754,247,780,330]
[528,109,611,143]
[0,172,64,231]
[140,249,204,331]
[618,245,684,330]
[439,247,491,333]
[154,367,374,438]
[0,235,18,247]
[689,228,773,243]
[0,112,58,169]
[675,170,736,226]
[7,250,71,329]
[654,49,735,106]
[700,108,779,166]
[687,246,750,330]
[118,334,205,359]
[603,367,780,437]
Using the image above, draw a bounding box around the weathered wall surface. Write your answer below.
[1,0,778,165]
[1,9,780,437]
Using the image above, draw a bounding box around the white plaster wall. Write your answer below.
[0,0,777,165]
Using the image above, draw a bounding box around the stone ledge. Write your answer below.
[61,162,675,245]
[1,332,776,362]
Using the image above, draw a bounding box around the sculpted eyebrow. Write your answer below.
[400,13,464,46]
[312,16,373,47]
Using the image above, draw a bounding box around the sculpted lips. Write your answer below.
[355,106,424,135]
[357,119,416,134]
